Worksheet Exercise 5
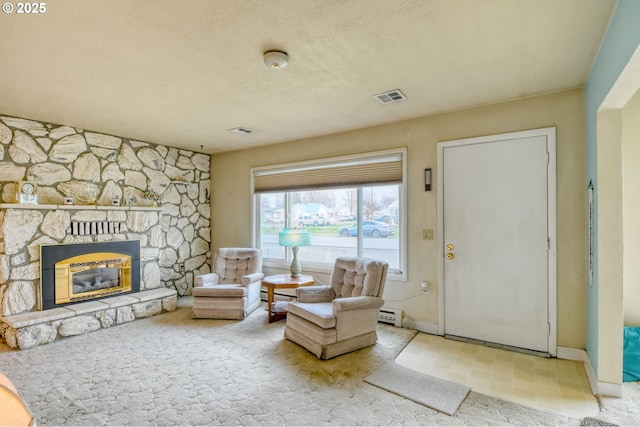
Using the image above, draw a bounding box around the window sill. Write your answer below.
[263,260,407,283]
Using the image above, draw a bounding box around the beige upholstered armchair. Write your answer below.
[192,248,264,319]
[284,257,388,359]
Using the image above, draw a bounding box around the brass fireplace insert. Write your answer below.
[40,240,141,310]
[55,252,132,305]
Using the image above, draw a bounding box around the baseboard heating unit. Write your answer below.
[378,307,402,327]
[260,291,295,303]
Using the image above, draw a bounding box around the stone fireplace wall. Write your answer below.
[0,114,212,317]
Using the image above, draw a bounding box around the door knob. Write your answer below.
[446,244,455,251]
[446,253,454,260]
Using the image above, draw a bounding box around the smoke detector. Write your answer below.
[264,50,289,69]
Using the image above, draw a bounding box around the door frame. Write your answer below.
[436,127,557,356]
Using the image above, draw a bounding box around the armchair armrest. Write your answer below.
[332,296,384,313]
[242,272,265,286]
[194,273,220,287]
[297,285,336,303]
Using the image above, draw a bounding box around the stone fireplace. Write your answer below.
[40,240,141,310]
[0,113,214,349]
[0,204,177,350]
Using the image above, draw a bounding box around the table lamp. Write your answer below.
[0,372,34,426]
[279,228,311,278]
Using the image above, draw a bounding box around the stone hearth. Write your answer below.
[2,287,177,350]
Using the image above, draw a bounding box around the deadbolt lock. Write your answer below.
[446,253,454,260]
[446,244,454,251]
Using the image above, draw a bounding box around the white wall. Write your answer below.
[211,89,587,347]
[623,89,640,326]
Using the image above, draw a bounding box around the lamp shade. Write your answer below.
[0,372,34,426]
[279,229,311,247]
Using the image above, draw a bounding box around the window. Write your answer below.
[253,149,406,278]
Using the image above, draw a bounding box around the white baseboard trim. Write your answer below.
[597,381,623,398]
[557,346,622,398]
[556,346,585,361]
[413,320,439,335]
[557,346,598,395]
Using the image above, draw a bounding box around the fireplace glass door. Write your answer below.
[55,252,132,304]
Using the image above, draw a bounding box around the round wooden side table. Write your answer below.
[262,274,314,323]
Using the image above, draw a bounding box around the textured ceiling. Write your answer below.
[0,0,616,154]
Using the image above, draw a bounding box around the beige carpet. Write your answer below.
[0,297,581,426]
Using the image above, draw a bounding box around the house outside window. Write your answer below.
[252,149,406,279]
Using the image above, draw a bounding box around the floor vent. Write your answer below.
[373,89,407,104]
[378,307,403,327]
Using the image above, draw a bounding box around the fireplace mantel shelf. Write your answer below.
[0,204,162,212]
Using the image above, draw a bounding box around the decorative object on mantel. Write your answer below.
[86,183,98,205]
[144,190,160,207]
[15,181,38,205]
[279,228,311,278]
[119,195,136,207]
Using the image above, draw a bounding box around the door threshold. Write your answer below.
[444,334,551,358]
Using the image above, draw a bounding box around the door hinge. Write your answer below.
[547,322,551,336]
[546,152,550,165]
[547,237,550,250]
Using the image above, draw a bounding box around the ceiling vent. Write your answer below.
[373,89,407,104]
[228,127,253,135]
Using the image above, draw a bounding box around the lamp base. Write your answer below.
[289,246,301,278]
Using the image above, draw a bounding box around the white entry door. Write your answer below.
[438,128,556,354]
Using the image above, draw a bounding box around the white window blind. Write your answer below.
[254,152,403,193]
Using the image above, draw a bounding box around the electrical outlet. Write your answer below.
[422,229,434,240]
[179,264,185,272]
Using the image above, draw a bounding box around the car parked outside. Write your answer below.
[338,220,395,238]
[298,215,332,226]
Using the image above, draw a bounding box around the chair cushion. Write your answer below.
[296,285,335,303]
[287,301,336,329]
[192,284,247,297]
[214,248,262,284]
[330,257,388,298]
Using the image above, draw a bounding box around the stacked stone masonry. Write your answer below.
[0,114,212,348]
[2,288,177,350]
